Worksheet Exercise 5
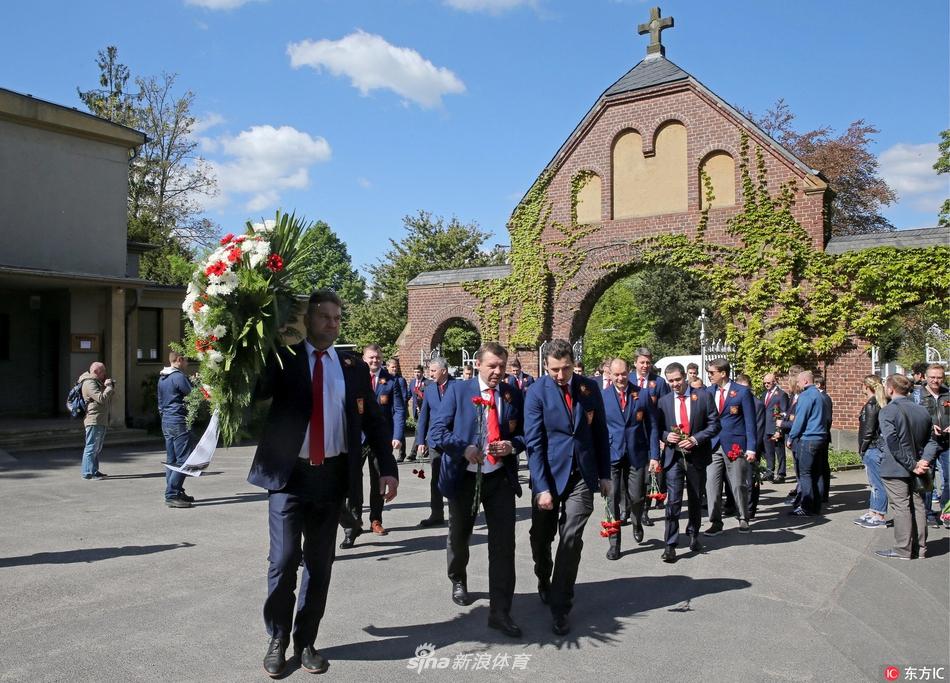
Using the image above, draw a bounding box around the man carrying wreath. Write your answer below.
[248,290,399,677]
[429,342,525,638]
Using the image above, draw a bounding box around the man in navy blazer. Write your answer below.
[414,356,453,527]
[340,344,405,547]
[429,342,525,638]
[408,365,427,421]
[387,357,410,461]
[602,357,659,560]
[653,362,720,562]
[627,347,672,526]
[248,290,398,677]
[761,372,790,483]
[704,358,758,535]
[505,357,534,396]
[525,339,611,636]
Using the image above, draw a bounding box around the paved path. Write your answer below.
[0,440,947,682]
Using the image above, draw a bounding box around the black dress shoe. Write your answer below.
[452,581,471,606]
[263,637,288,677]
[773,476,785,484]
[641,513,654,527]
[537,580,551,605]
[296,645,329,674]
[396,455,406,463]
[488,612,522,638]
[419,516,446,527]
[689,534,702,552]
[552,614,570,636]
[339,530,360,550]
[633,523,644,543]
[605,546,620,560]
[661,546,677,563]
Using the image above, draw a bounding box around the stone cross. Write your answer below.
[638,6,674,58]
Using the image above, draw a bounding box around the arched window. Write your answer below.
[612,122,687,218]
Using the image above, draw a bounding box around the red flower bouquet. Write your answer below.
[600,498,621,539]
[726,443,742,461]
[646,470,666,503]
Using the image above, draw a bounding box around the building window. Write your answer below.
[0,313,9,361]
[137,308,162,362]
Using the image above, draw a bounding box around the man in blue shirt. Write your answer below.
[157,351,196,508]
[787,370,829,516]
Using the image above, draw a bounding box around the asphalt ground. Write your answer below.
[0,439,947,682]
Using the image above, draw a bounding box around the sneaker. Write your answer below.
[165,495,193,508]
[856,517,886,529]
[703,523,723,537]
[853,513,872,526]
[90,473,107,480]
[788,507,811,517]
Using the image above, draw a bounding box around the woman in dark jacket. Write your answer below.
[854,375,888,528]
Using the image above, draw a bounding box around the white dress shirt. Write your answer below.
[298,341,347,460]
[467,377,504,474]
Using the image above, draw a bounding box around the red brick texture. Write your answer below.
[401,80,868,430]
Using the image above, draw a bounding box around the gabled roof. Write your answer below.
[824,226,949,254]
[408,265,512,287]
[536,55,824,198]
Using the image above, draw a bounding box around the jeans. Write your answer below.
[162,418,193,499]
[923,447,949,518]
[81,425,107,477]
[794,439,825,514]
[861,447,888,515]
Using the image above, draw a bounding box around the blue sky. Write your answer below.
[3,0,948,271]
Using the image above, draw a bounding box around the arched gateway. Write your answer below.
[398,9,939,437]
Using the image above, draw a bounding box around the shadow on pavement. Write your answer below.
[192,492,267,506]
[0,542,196,568]
[335,531,481,562]
[318,575,750,663]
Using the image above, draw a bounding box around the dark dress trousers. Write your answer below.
[762,386,790,478]
[656,388,720,547]
[415,377,454,520]
[247,342,396,650]
[525,374,610,617]
[428,378,524,615]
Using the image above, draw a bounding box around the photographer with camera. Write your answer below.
[78,361,115,480]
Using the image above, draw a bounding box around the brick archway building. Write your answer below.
[398,21,942,440]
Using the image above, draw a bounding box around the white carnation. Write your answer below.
[211,325,227,339]
[251,219,276,233]
[206,350,224,370]
[206,271,239,297]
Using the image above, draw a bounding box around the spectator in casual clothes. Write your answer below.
[875,374,936,560]
[910,362,928,398]
[158,351,196,508]
[854,375,889,529]
[915,364,949,528]
[787,370,828,516]
[79,362,115,480]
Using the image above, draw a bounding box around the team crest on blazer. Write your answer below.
[651,395,657,403]
[579,383,590,396]
[729,390,737,398]
[343,356,353,367]
[380,394,390,405]
[356,397,364,414]
[631,392,639,401]
[586,410,594,425]
[648,380,656,389]
[691,393,698,401]
[729,405,739,414]
[508,419,517,432]
[379,377,387,385]
[502,391,512,403]
[635,409,644,422]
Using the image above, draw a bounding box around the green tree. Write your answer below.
[441,320,480,368]
[747,99,896,236]
[78,47,217,284]
[582,277,653,369]
[935,129,950,227]
[347,211,505,354]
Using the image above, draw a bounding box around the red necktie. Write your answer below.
[486,389,501,443]
[439,382,445,397]
[679,395,690,434]
[718,388,726,414]
[765,389,774,406]
[562,384,573,414]
[309,350,325,466]
[619,390,627,411]
[371,373,377,391]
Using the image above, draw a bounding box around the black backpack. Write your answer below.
[66,379,90,419]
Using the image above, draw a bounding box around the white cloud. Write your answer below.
[184,0,264,9]
[203,125,331,212]
[357,177,373,189]
[192,112,226,134]
[443,0,536,13]
[879,142,948,212]
[287,30,466,108]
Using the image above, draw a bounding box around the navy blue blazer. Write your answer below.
[762,386,790,435]
[429,378,525,499]
[656,387,720,470]
[247,342,397,501]
[627,371,671,407]
[752,394,767,457]
[524,374,611,498]
[372,368,406,442]
[408,377,427,414]
[710,382,758,453]
[415,378,454,450]
[505,371,534,394]
[602,383,659,468]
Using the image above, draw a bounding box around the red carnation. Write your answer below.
[727,443,742,461]
[200,386,211,400]
[219,233,234,246]
[266,253,284,272]
[227,245,243,263]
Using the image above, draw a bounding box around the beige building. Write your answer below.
[0,87,186,429]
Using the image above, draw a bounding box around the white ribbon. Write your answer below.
[165,410,220,477]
